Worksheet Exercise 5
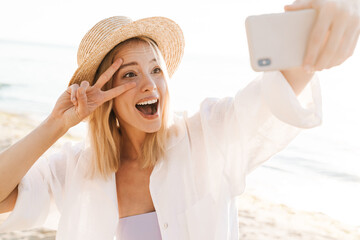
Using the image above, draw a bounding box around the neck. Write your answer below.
[120,126,146,164]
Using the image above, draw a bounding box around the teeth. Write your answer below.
[136,99,158,106]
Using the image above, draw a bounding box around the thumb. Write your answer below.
[284,1,313,11]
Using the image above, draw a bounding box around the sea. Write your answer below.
[0,39,359,228]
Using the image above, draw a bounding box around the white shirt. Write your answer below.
[0,71,322,239]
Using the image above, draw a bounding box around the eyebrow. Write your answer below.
[119,58,157,71]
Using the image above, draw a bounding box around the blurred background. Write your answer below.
[0,0,359,235]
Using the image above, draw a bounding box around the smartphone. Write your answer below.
[245,9,317,72]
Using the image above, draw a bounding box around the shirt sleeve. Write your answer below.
[0,142,79,232]
[193,71,322,198]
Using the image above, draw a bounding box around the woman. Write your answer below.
[0,0,359,239]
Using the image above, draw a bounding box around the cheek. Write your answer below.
[112,78,124,88]
[159,85,168,115]
[113,94,133,117]
[157,80,167,96]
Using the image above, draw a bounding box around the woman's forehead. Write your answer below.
[114,40,158,62]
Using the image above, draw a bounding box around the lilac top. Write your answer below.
[115,211,162,240]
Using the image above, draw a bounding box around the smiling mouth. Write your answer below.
[135,99,159,116]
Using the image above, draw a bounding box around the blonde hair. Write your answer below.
[86,36,170,180]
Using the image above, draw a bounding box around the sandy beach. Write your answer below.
[0,112,359,240]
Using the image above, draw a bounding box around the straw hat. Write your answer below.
[69,16,185,86]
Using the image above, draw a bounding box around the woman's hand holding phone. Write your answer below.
[273,0,359,96]
[285,0,360,72]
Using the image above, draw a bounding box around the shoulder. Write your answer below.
[55,141,86,162]
[165,110,209,150]
[165,112,188,150]
[44,141,87,171]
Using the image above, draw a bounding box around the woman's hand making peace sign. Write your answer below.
[50,58,136,130]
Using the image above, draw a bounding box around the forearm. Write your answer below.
[0,186,18,213]
[280,67,315,96]
[0,115,68,202]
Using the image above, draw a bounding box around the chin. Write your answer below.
[142,121,162,133]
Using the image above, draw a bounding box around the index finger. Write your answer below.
[94,58,123,89]
[102,82,136,103]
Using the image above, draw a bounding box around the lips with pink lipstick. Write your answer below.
[135,97,159,117]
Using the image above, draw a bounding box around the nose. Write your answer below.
[140,73,157,93]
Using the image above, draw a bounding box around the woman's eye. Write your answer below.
[152,67,162,74]
[123,72,136,78]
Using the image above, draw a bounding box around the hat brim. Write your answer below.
[69,16,184,86]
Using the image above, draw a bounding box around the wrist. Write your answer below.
[280,67,315,96]
[44,114,69,136]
